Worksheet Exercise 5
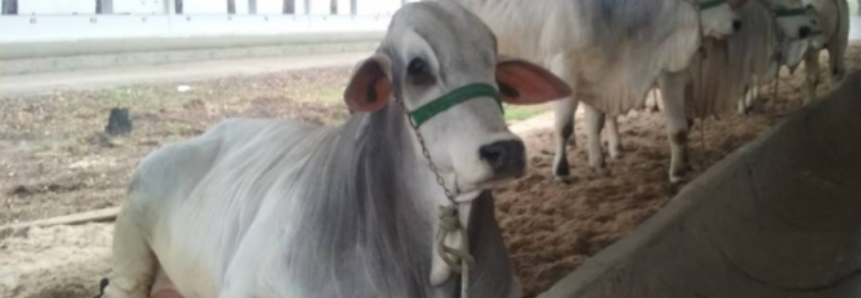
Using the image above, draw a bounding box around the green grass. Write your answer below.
[503,104,548,123]
[849,0,859,18]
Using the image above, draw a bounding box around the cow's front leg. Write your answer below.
[803,50,821,106]
[548,55,579,181]
[101,208,158,298]
[584,104,608,176]
[658,71,690,183]
[738,84,757,115]
[605,116,621,159]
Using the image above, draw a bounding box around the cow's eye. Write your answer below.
[407,57,435,85]
[408,58,428,75]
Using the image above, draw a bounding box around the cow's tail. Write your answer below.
[92,278,110,298]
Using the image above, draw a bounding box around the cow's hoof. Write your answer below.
[609,146,622,159]
[669,172,687,184]
[593,167,610,177]
[92,278,109,298]
[554,174,574,183]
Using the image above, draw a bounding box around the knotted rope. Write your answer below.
[435,205,475,298]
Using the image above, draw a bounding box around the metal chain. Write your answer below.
[394,96,471,298]
[396,98,457,204]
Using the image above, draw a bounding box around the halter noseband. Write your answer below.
[699,0,728,10]
[407,83,504,127]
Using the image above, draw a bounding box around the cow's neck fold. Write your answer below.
[334,102,469,295]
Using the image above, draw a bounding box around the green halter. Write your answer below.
[408,83,504,127]
[774,8,808,17]
[698,0,726,10]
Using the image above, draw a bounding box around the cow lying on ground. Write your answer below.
[98,1,571,298]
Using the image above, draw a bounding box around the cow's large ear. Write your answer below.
[344,53,393,112]
[495,57,571,105]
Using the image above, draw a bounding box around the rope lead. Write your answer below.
[435,204,474,298]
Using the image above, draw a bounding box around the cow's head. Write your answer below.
[343,1,570,196]
[695,0,743,39]
[800,0,828,48]
[762,0,821,40]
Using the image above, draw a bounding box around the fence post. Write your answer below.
[2,0,17,15]
[283,0,294,14]
[96,0,113,14]
[249,0,257,14]
[304,0,310,14]
[351,0,356,15]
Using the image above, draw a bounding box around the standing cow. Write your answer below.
[444,0,742,182]
[99,1,571,298]
[447,0,826,182]
[678,0,822,118]
[594,0,820,183]
[735,0,848,114]
[602,0,818,182]
[799,0,850,104]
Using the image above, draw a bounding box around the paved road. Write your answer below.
[0,51,369,97]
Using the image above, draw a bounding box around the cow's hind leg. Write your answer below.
[803,49,821,106]
[150,269,184,298]
[658,71,690,183]
[549,54,578,181]
[101,207,157,298]
[584,104,608,176]
[828,42,847,83]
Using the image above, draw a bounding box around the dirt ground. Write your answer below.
[1,46,858,298]
[0,67,354,225]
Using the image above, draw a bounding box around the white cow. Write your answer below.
[444,0,743,182]
[679,0,822,118]
[98,2,572,298]
[589,0,817,182]
[796,0,849,104]
[736,0,848,113]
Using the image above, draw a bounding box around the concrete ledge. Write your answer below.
[0,32,385,59]
[0,32,383,75]
[539,71,861,298]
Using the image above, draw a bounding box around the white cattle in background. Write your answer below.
[98,1,571,298]
[601,0,818,181]
[443,0,742,182]
[681,0,822,117]
[735,0,848,113]
[798,0,849,104]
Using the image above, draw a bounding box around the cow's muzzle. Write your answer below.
[479,140,526,179]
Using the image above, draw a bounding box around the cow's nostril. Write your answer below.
[479,140,525,175]
[733,20,742,32]
[799,26,811,38]
[479,144,506,166]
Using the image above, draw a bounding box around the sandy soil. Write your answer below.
[0,224,112,298]
[0,46,858,298]
[1,67,354,225]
